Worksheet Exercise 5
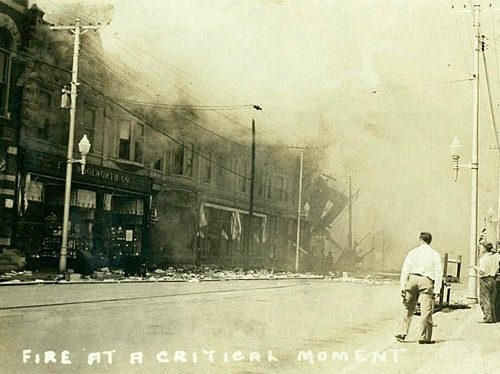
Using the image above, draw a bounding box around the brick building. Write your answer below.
[0,1,346,273]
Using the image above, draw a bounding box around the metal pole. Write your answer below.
[248,119,256,267]
[58,19,81,273]
[480,35,500,242]
[295,149,304,273]
[468,4,480,300]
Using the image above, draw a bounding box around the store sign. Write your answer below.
[24,150,152,194]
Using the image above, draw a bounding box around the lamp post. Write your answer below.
[294,150,304,273]
[59,134,91,273]
[449,135,478,301]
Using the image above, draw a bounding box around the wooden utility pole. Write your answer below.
[50,19,98,273]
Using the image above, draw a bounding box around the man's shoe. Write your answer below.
[395,334,406,342]
[418,339,435,344]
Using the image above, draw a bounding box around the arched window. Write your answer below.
[0,27,14,117]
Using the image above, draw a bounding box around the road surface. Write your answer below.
[0,279,476,373]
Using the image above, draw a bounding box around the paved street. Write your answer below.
[0,279,497,374]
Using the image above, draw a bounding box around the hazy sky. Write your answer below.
[33,0,500,269]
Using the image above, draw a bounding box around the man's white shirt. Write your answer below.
[400,243,443,294]
[478,252,500,277]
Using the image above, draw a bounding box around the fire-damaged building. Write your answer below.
[0,0,348,273]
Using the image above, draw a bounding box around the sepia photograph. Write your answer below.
[1,0,500,372]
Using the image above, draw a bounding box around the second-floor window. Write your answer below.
[170,141,194,176]
[185,142,194,176]
[118,120,144,163]
[119,120,131,160]
[83,105,96,146]
[38,88,52,109]
[171,143,183,174]
[276,176,288,202]
[134,123,144,163]
[153,156,163,172]
[266,178,273,200]
[256,172,263,197]
[203,152,212,184]
[238,163,248,193]
[215,153,225,187]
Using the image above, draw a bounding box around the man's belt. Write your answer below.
[410,273,434,282]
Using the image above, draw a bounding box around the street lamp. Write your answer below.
[59,134,91,274]
[449,135,478,301]
[78,134,91,174]
[449,136,463,182]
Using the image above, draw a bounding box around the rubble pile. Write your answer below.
[0,270,56,284]
[327,272,397,285]
[0,266,324,284]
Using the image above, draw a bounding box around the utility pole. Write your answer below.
[468,3,480,301]
[247,119,256,268]
[295,148,304,273]
[481,35,500,242]
[287,146,315,272]
[51,19,98,273]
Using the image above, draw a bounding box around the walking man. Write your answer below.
[474,242,499,323]
[395,232,442,344]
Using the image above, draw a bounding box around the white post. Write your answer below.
[59,19,81,273]
[51,19,98,273]
[295,149,304,273]
[468,4,480,300]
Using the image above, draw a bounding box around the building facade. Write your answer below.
[0,0,30,251]
[0,1,346,273]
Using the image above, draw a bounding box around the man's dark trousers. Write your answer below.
[479,276,497,323]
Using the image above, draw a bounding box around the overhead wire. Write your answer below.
[77,76,298,196]
[11,46,296,196]
[109,36,280,140]
[79,53,252,150]
[452,1,472,74]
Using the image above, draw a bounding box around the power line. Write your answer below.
[108,35,283,142]
[10,46,299,196]
[77,76,301,196]
[14,42,261,162]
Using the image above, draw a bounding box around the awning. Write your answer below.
[203,202,266,218]
[71,189,96,209]
[26,181,43,202]
[112,197,144,216]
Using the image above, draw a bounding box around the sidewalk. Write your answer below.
[390,282,500,374]
[412,304,500,373]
